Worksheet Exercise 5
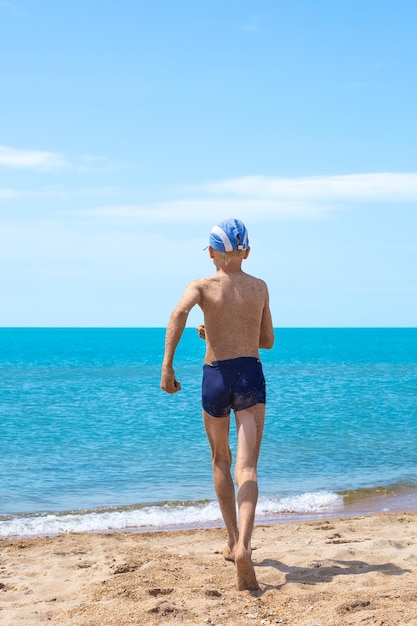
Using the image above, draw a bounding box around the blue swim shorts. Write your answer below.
[202,356,266,418]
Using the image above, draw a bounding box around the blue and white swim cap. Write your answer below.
[209,218,249,252]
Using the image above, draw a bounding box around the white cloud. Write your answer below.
[0,146,121,174]
[80,172,417,224]
[80,199,326,223]
[0,146,70,171]
[4,170,417,225]
[194,173,417,202]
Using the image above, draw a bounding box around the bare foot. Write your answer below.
[223,541,253,563]
[235,548,260,591]
[222,545,235,562]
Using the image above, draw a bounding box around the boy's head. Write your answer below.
[209,218,249,252]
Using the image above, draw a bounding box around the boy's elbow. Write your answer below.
[259,331,274,350]
[171,305,190,322]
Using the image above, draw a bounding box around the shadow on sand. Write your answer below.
[255,557,411,592]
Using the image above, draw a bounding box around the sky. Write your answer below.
[0,0,416,328]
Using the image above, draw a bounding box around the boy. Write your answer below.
[161,218,274,590]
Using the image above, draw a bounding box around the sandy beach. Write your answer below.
[1,511,416,625]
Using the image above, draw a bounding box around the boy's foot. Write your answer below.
[235,548,260,591]
[222,545,235,562]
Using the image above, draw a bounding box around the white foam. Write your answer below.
[257,491,344,515]
[0,492,344,538]
[0,502,223,538]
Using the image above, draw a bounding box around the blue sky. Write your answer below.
[1,0,416,327]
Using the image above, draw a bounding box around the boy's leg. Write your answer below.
[203,411,239,558]
[234,403,265,590]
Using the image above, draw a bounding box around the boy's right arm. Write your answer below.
[160,281,202,394]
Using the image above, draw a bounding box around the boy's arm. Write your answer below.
[259,284,274,349]
[160,281,202,394]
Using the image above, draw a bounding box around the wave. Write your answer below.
[340,482,417,503]
[3,484,415,539]
[0,491,343,538]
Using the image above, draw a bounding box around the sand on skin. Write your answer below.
[1,511,417,625]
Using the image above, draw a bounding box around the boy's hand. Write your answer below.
[196,324,206,340]
[160,366,182,394]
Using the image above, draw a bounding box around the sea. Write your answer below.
[1,327,416,538]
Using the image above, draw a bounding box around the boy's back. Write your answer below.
[195,270,270,363]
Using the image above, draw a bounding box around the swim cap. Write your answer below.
[209,218,249,252]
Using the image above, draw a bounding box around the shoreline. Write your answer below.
[2,484,417,540]
[2,510,417,625]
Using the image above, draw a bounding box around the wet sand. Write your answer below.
[1,511,417,625]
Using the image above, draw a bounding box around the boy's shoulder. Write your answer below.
[189,273,268,294]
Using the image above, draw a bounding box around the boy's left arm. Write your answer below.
[259,284,274,350]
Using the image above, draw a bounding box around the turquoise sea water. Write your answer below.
[1,328,416,537]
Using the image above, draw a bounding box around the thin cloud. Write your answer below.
[194,173,417,202]
[0,185,117,209]
[0,1,25,15]
[75,172,417,225]
[75,154,117,173]
[80,199,331,223]
[0,146,115,173]
[0,146,70,171]
[7,171,417,224]
[238,15,262,33]
[0,188,21,200]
